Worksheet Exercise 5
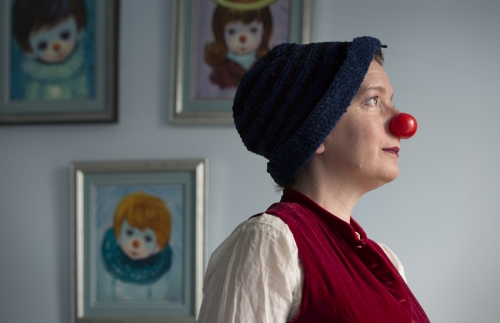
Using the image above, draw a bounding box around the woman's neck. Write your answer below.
[290,162,368,224]
[291,181,359,224]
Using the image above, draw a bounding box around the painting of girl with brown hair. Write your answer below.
[194,0,290,99]
[205,0,274,90]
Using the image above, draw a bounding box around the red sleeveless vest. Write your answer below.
[265,189,430,323]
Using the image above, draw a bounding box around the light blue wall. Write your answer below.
[0,0,499,322]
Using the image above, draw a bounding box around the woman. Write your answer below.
[198,36,429,323]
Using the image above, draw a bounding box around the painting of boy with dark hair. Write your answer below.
[10,0,95,100]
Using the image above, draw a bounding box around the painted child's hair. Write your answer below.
[113,192,172,250]
[205,5,273,67]
[12,0,88,52]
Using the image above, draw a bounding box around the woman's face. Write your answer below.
[319,61,401,192]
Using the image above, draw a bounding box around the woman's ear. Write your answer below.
[315,143,325,154]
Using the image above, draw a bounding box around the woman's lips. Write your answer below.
[382,147,400,157]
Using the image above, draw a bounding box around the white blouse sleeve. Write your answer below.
[198,213,302,323]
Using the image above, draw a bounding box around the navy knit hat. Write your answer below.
[233,36,385,186]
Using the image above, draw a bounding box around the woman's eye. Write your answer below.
[144,235,152,243]
[126,229,133,236]
[250,27,258,33]
[366,96,378,107]
[227,28,235,35]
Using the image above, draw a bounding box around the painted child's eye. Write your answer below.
[37,41,48,51]
[60,30,71,40]
[126,229,133,236]
[227,28,235,35]
[144,235,152,243]
[250,27,258,33]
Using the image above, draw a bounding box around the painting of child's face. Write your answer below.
[118,220,160,260]
[224,20,263,55]
[29,16,79,63]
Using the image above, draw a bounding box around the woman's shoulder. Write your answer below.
[238,213,295,239]
[206,213,297,265]
[206,213,297,264]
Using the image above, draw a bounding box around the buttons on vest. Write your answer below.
[353,231,368,250]
[354,232,367,248]
[349,229,417,320]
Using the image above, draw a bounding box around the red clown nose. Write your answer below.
[389,113,418,139]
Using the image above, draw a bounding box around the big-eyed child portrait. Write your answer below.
[94,186,184,303]
[10,0,95,100]
[194,0,291,99]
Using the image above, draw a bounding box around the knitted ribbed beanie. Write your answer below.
[233,36,385,186]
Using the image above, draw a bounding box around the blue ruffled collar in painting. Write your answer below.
[101,228,172,285]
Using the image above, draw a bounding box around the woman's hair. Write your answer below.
[373,48,384,66]
[113,192,172,250]
[12,0,88,52]
[204,5,273,67]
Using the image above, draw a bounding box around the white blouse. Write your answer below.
[197,213,407,323]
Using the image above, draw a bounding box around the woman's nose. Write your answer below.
[389,113,418,139]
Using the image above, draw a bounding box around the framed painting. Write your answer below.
[0,0,118,125]
[70,160,207,323]
[170,0,314,124]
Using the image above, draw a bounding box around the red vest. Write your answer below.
[265,189,430,323]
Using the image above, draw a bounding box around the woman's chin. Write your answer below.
[381,167,400,184]
[367,167,399,190]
